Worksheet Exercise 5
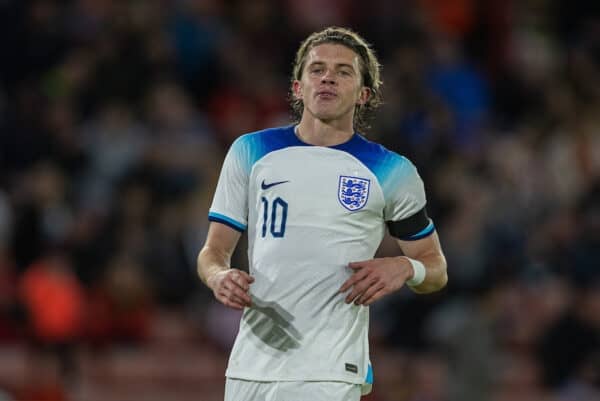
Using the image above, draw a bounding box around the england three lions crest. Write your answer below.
[338,176,370,211]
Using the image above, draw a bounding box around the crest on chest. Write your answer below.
[338,175,370,211]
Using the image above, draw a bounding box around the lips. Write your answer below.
[316,90,337,99]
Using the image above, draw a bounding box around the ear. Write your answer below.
[292,80,303,100]
[357,87,371,106]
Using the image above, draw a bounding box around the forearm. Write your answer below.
[197,245,232,288]
[197,239,254,310]
[402,253,447,294]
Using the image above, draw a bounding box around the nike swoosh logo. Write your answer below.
[261,180,290,190]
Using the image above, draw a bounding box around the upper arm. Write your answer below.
[382,155,434,240]
[208,136,250,232]
[381,155,445,265]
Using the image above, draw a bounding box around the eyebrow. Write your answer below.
[307,61,356,70]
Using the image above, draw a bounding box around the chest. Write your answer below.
[248,148,384,223]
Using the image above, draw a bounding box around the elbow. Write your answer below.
[412,262,447,294]
[433,255,448,291]
[438,271,448,290]
[435,259,448,291]
[423,273,447,293]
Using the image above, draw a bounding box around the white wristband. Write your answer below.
[405,257,426,287]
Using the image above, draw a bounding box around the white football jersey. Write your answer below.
[209,126,434,391]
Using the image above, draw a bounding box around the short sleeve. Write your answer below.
[383,157,434,241]
[208,137,250,232]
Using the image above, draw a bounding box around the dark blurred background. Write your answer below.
[0,0,599,400]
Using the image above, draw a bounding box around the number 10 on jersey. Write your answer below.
[260,197,288,238]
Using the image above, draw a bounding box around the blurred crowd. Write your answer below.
[0,0,599,400]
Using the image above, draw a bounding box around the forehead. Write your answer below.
[305,43,360,68]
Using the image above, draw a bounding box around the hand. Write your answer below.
[338,257,413,306]
[207,269,255,310]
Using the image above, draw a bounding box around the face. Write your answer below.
[293,43,370,125]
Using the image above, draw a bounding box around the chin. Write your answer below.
[313,111,337,120]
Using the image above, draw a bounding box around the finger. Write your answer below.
[223,298,245,310]
[339,267,371,293]
[230,292,251,307]
[224,277,250,296]
[356,282,386,305]
[339,277,355,293]
[219,289,249,309]
[236,270,255,284]
[346,290,362,304]
[345,280,366,303]
[364,288,387,306]
[222,280,234,292]
[348,260,371,269]
[230,286,252,305]
[220,283,251,305]
[346,271,378,303]
[214,291,244,309]
[230,274,251,291]
[346,275,378,303]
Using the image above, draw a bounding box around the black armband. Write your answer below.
[386,207,434,240]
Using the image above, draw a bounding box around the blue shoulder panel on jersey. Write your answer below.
[233,126,301,173]
[332,134,412,201]
[208,212,247,232]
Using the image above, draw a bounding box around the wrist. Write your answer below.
[404,257,426,287]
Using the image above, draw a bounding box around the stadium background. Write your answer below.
[0,0,599,400]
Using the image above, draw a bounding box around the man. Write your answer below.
[197,27,447,401]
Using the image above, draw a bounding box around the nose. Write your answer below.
[321,69,337,85]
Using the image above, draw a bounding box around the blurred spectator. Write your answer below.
[167,0,227,97]
[538,279,600,390]
[18,250,85,387]
[19,251,85,345]
[86,252,154,347]
[78,101,148,213]
[425,34,490,151]
[11,162,73,270]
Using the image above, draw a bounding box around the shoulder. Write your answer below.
[343,135,423,200]
[228,125,298,170]
[345,134,416,178]
[233,126,296,149]
[231,125,296,155]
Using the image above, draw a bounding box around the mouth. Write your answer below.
[316,90,337,99]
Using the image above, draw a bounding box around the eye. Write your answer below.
[310,67,324,75]
[338,68,354,77]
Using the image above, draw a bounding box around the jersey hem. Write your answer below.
[225,370,365,385]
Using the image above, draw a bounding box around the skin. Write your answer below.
[198,43,447,310]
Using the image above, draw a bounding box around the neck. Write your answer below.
[295,116,354,146]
